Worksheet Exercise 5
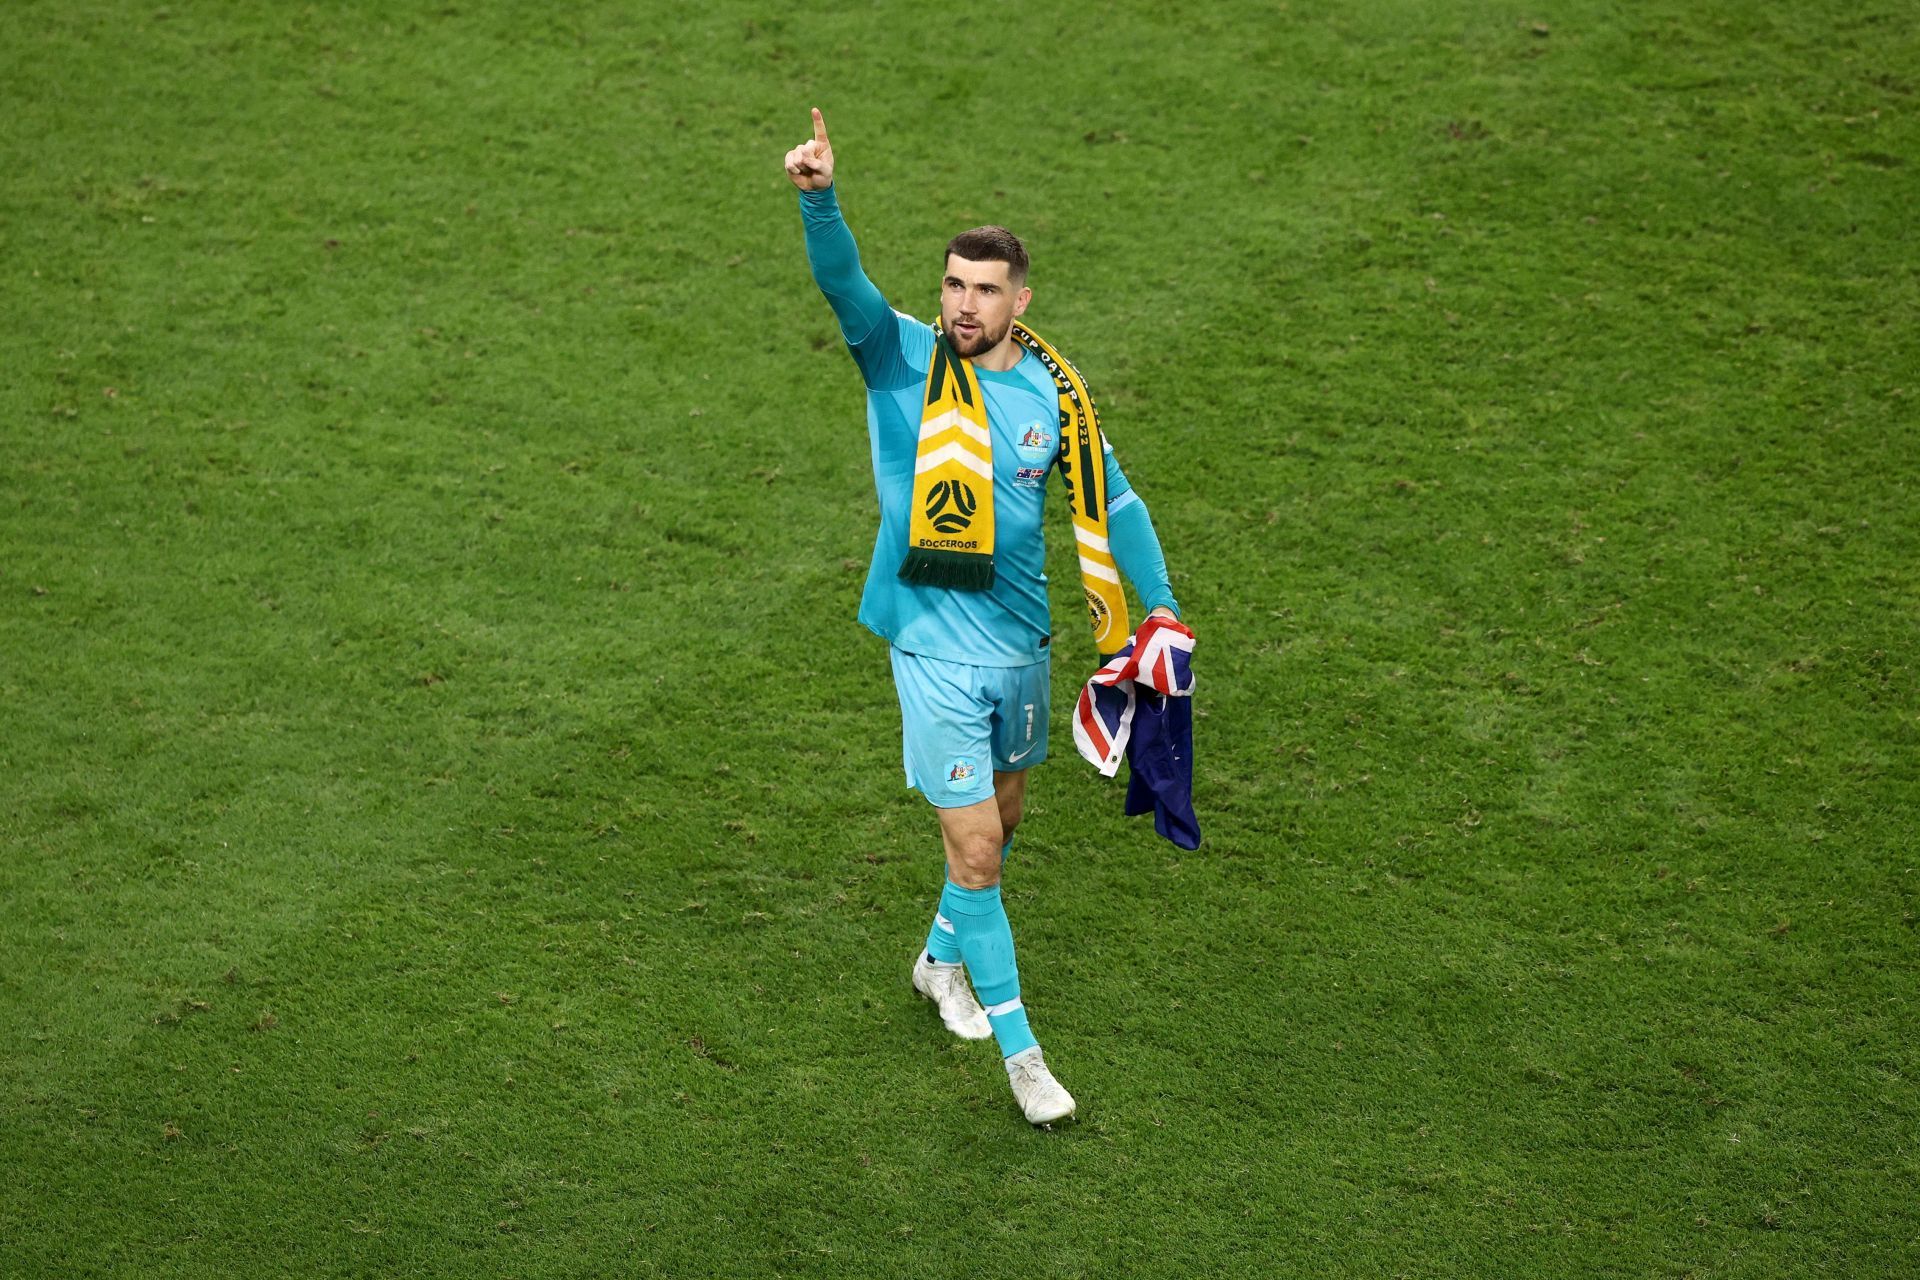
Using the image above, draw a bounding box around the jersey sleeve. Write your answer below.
[1102,446,1180,617]
[798,186,918,392]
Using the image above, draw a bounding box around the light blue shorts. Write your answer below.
[889,647,1050,808]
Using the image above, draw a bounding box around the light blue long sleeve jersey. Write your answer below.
[800,186,1178,669]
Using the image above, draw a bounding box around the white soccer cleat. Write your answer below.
[911,953,993,1040]
[1005,1046,1076,1126]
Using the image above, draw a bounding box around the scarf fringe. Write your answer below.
[898,546,997,591]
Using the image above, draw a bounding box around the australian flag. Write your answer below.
[1073,616,1200,850]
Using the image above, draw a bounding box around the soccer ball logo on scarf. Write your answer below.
[1084,586,1113,644]
[924,480,977,533]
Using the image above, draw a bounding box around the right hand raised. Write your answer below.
[783,108,834,191]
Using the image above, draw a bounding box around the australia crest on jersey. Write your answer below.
[1016,421,1054,459]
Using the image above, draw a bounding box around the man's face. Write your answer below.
[940,255,1031,358]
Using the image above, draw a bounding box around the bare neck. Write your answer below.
[973,335,1025,373]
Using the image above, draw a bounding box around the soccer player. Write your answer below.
[784,109,1185,1126]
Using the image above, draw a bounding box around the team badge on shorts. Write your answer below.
[946,756,977,786]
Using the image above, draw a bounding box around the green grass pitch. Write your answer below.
[3,1,1916,1275]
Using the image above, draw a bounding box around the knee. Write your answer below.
[998,800,1023,845]
[948,833,1004,889]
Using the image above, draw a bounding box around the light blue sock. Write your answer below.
[942,881,1038,1059]
[923,880,963,966]
[924,856,1009,963]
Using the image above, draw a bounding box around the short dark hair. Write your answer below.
[945,225,1029,286]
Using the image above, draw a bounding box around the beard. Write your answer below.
[946,316,1008,358]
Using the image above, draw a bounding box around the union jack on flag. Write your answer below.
[1073,615,1197,777]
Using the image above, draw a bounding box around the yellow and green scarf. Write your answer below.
[899,323,1131,656]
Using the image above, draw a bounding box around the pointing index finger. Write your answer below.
[812,107,829,147]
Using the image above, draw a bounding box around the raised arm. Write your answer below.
[786,109,895,359]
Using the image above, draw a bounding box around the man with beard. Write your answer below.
[784,109,1185,1126]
